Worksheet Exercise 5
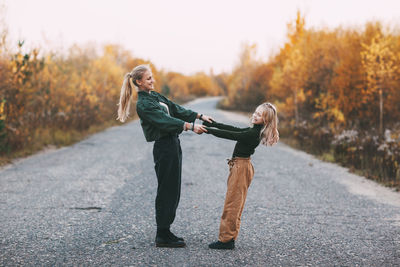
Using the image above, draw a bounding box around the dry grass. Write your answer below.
[0,118,127,167]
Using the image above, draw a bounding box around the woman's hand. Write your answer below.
[193,124,207,134]
[199,114,214,123]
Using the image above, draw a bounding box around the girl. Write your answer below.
[117,64,213,248]
[203,102,279,249]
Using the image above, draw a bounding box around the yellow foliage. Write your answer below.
[220,13,400,133]
[0,101,5,120]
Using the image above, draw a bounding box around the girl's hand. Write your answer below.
[202,120,215,127]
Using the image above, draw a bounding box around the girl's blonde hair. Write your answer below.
[117,64,151,122]
[258,102,279,146]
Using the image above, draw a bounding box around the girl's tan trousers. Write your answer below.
[219,157,254,243]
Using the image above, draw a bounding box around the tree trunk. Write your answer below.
[379,87,383,136]
[294,89,299,127]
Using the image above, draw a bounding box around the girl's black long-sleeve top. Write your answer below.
[203,121,262,158]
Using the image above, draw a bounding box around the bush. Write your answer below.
[292,121,333,155]
[333,130,400,187]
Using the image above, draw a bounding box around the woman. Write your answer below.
[203,102,279,249]
[117,64,213,248]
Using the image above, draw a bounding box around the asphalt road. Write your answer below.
[1,97,400,266]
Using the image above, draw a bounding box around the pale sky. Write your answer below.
[3,0,400,75]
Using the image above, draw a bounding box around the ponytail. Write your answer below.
[117,64,150,122]
[117,73,134,122]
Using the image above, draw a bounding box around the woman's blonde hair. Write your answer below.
[117,64,151,122]
[258,102,279,146]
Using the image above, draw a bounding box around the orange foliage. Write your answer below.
[222,13,400,134]
[0,41,220,154]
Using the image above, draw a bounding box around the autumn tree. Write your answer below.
[221,43,260,110]
[188,72,219,97]
[269,11,307,126]
[361,31,398,135]
[164,72,189,101]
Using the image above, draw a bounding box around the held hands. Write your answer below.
[190,113,214,134]
[193,124,207,134]
[200,114,214,123]
[185,114,214,134]
[202,120,214,127]
[184,122,207,134]
[202,118,218,127]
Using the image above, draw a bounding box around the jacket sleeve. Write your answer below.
[170,102,198,122]
[203,120,249,132]
[137,102,185,133]
[158,93,198,122]
[205,127,252,142]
